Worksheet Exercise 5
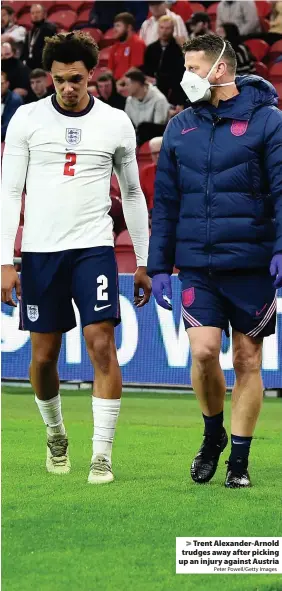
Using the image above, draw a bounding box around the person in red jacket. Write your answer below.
[108,12,146,81]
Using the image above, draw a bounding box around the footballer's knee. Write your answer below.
[233,332,262,377]
[84,322,116,374]
[191,344,220,369]
[31,334,61,370]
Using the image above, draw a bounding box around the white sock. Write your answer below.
[92,397,121,464]
[35,394,66,436]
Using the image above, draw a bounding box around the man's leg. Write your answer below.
[84,321,122,484]
[187,327,228,483]
[30,332,71,474]
[225,330,263,488]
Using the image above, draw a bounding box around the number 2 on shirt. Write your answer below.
[64,152,76,176]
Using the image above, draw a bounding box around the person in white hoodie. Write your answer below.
[124,68,169,145]
[216,0,261,37]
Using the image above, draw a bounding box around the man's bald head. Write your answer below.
[30,3,46,23]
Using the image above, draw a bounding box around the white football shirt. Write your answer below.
[2,94,149,266]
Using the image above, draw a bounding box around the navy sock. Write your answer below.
[230,434,252,464]
[203,411,224,437]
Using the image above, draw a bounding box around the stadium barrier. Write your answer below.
[1,276,282,388]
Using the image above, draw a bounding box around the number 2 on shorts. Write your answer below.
[97,275,108,301]
[64,153,76,176]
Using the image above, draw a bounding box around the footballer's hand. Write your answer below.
[1,264,21,307]
[134,266,152,307]
[152,273,172,310]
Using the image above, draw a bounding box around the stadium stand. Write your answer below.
[1,0,281,267]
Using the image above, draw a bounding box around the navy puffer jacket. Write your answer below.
[147,76,282,275]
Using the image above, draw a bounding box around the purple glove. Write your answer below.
[152,273,172,310]
[270,253,282,289]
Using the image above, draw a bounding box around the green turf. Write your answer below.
[2,387,282,591]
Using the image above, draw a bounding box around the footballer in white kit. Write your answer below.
[1,32,151,484]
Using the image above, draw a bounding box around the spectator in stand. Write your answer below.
[143,15,185,106]
[1,71,23,141]
[22,4,57,70]
[89,1,124,33]
[125,68,169,145]
[108,13,146,81]
[216,0,261,37]
[267,1,282,45]
[140,136,163,213]
[97,72,126,110]
[188,12,213,39]
[217,23,256,75]
[1,5,26,58]
[1,41,31,101]
[140,1,188,46]
[29,69,53,101]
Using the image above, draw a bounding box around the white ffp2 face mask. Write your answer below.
[180,41,234,103]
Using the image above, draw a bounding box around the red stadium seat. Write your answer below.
[171,1,193,22]
[74,7,91,24]
[48,10,77,31]
[115,231,136,273]
[67,1,86,13]
[244,39,269,61]
[138,141,152,160]
[207,2,219,17]
[14,225,23,258]
[110,174,121,197]
[255,0,271,17]
[20,193,25,225]
[268,40,282,64]
[17,12,32,29]
[11,2,29,16]
[98,46,111,67]
[260,17,270,32]
[101,27,116,48]
[47,3,71,14]
[254,61,269,79]
[190,2,206,15]
[269,62,282,83]
[77,1,93,14]
[81,27,103,44]
[88,66,109,82]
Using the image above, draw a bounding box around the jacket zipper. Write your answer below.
[206,117,220,274]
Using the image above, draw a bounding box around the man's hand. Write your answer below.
[1,265,21,306]
[134,266,152,307]
[270,253,282,289]
[152,273,172,310]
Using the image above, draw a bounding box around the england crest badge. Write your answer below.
[27,305,39,322]
[66,128,82,145]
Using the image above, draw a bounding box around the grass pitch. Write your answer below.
[2,387,282,591]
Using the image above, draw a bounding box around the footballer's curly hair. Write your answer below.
[42,31,99,72]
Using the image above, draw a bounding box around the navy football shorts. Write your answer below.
[179,268,276,338]
[19,247,121,333]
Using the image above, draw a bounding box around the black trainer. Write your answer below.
[225,458,251,488]
[190,428,228,484]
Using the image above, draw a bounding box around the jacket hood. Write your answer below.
[194,75,279,120]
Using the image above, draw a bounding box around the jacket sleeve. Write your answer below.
[264,108,282,254]
[1,94,23,142]
[147,120,180,276]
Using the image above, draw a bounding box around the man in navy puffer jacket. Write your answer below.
[147,35,282,489]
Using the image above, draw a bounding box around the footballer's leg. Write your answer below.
[30,332,71,474]
[223,270,276,488]
[20,252,76,475]
[72,246,122,484]
[181,270,228,483]
[84,321,121,484]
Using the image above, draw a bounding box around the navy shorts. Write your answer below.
[20,247,121,333]
[179,269,276,339]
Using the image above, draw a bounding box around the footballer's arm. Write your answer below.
[113,114,151,307]
[1,107,29,306]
